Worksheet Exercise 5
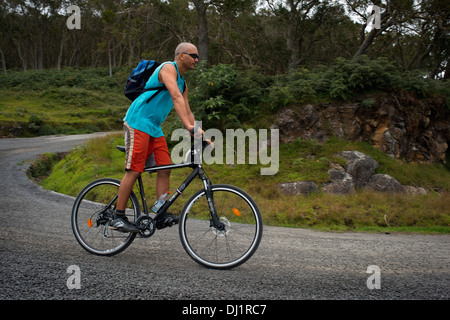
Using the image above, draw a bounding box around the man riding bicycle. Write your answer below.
[111,42,205,232]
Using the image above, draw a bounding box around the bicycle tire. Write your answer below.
[71,178,140,256]
[179,184,262,269]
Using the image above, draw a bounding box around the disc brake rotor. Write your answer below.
[211,217,231,237]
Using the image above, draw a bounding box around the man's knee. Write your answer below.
[124,170,141,180]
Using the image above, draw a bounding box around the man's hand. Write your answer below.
[190,125,214,148]
[190,125,203,139]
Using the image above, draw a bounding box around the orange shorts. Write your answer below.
[123,122,171,173]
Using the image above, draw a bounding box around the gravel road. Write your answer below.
[0,133,448,304]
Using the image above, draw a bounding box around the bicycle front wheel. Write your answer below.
[179,184,262,269]
[71,178,140,256]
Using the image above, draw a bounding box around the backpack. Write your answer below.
[124,60,186,103]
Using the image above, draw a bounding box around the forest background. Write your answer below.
[0,0,448,78]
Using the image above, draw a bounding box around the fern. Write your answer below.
[329,76,348,99]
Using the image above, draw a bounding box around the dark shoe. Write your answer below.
[156,212,179,230]
[109,215,140,233]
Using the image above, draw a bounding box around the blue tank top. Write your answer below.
[123,61,185,137]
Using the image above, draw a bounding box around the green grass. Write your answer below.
[0,67,130,137]
[0,88,128,136]
[261,191,449,233]
[34,133,450,234]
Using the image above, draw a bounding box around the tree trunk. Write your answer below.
[192,0,209,62]
[0,48,6,74]
[286,0,299,72]
[108,39,112,77]
[352,9,390,60]
[352,27,380,59]
[38,31,43,70]
[57,33,65,71]
[287,16,297,72]
[13,39,27,71]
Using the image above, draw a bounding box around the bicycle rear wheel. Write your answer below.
[71,178,140,256]
[179,184,262,269]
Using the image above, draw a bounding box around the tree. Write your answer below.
[190,0,257,62]
[346,0,421,60]
[411,0,449,79]
[191,0,209,61]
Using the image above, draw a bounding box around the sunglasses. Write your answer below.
[182,52,199,60]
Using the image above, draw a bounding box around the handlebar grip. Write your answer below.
[190,124,200,135]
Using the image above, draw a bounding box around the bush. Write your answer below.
[268,85,294,111]
[0,67,124,93]
[1,59,447,137]
[187,63,268,129]
[27,152,66,179]
[269,55,446,103]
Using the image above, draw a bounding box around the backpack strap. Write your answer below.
[144,85,166,104]
[144,62,186,104]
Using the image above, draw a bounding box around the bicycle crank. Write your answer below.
[135,215,156,238]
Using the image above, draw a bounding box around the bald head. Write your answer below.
[174,42,197,60]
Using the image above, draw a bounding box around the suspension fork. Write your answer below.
[198,167,224,231]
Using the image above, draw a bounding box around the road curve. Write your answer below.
[0,133,449,303]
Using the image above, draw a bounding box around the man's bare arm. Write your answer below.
[159,64,194,131]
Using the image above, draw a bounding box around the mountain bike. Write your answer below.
[71,142,263,269]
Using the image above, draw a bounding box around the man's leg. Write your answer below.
[109,170,141,233]
[156,169,170,199]
[111,124,148,232]
[116,170,141,212]
[152,136,172,199]
[154,168,177,229]
[151,136,177,229]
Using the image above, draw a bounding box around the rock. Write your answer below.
[323,168,355,194]
[9,124,23,137]
[364,174,405,193]
[323,169,355,194]
[300,104,320,129]
[277,109,298,132]
[278,181,319,196]
[329,162,345,172]
[273,94,449,164]
[275,108,302,143]
[328,168,347,181]
[323,180,356,194]
[403,185,428,195]
[339,151,379,188]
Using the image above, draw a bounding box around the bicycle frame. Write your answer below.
[137,161,222,229]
